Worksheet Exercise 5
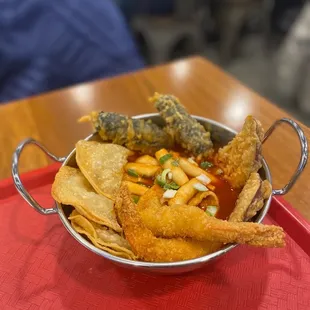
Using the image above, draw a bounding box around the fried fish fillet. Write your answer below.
[151,93,213,157]
[79,111,173,154]
[229,173,272,222]
[139,204,285,247]
[116,185,220,262]
[215,115,264,188]
[51,166,122,232]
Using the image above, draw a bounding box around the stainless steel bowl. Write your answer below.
[12,114,308,274]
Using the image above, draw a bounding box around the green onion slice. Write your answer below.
[159,153,172,165]
[132,195,140,204]
[171,160,179,167]
[127,169,139,178]
[206,205,218,216]
[200,161,213,169]
[156,169,180,190]
[164,182,180,190]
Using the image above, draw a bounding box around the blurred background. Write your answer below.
[115,0,310,125]
[1,0,309,125]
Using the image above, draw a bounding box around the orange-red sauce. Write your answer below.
[201,160,240,220]
[213,178,240,220]
[127,148,240,220]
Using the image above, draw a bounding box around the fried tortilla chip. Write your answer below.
[52,166,122,232]
[76,140,131,200]
[71,221,134,259]
[229,173,272,222]
[69,210,135,259]
[215,115,264,189]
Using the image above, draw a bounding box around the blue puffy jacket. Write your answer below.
[0,0,144,104]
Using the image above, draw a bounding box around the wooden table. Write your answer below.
[1,57,309,220]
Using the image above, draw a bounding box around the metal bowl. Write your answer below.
[12,114,308,274]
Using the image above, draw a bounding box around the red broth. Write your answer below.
[127,149,240,220]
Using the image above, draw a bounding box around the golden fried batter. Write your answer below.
[151,93,213,157]
[79,111,173,154]
[139,204,285,247]
[116,185,220,262]
[137,185,163,211]
[215,115,264,188]
[52,166,122,232]
[229,173,272,222]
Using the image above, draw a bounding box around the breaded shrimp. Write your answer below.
[115,185,220,262]
[139,204,285,247]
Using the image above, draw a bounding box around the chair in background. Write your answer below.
[131,0,207,64]
[216,0,273,64]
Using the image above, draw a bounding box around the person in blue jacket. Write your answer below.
[0,0,144,104]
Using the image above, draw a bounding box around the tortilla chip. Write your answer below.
[71,221,135,259]
[69,210,135,260]
[95,228,131,250]
[52,166,122,232]
[76,140,131,200]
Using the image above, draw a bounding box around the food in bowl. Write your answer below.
[51,93,285,263]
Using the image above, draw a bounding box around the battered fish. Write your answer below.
[215,115,264,188]
[151,93,213,157]
[116,185,220,262]
[79,111,173,154]
[229,173,272,222]
[139,204,285,247]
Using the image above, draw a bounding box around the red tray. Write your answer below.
[1,165,310,310]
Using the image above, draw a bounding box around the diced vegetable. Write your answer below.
[127,169,139,178]
[161,169,171,182]
[168,172,173,180]
[159,153,173,165]
[164,182,180,190]
[156,170,180,190]
[163,189,177,199]
[193,183,208,192]
[171,160,179,167]
[196,174,211,185]
[132,195,140,204]
[206,205,218,216]
[156,175,166,187]
[188,157,198,165]
[200,161,213,169]
[215,169,223,175]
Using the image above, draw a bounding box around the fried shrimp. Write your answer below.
[139,204,285,247]
[115,185,220,262]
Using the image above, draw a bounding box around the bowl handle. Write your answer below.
[12,138,66,215]
[263,118,308,196]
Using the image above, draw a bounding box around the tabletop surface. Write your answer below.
[1,57,309,220]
